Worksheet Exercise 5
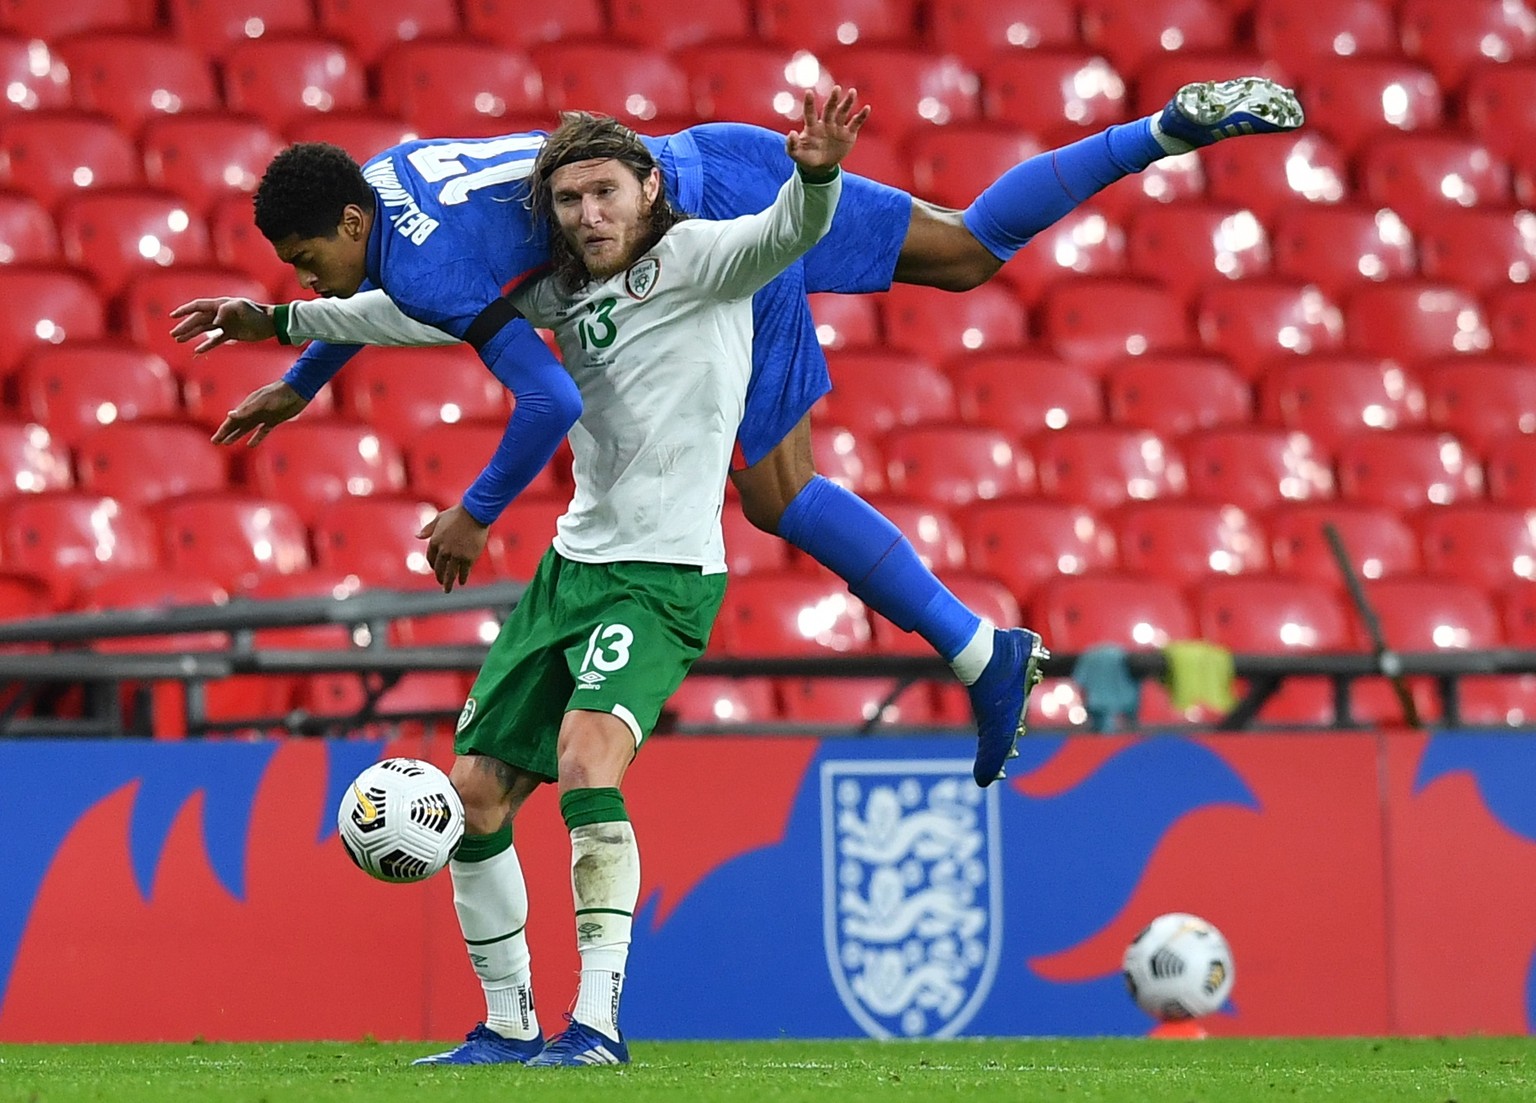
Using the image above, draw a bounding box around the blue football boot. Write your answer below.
[1154,77,1304,152]
[526,1015,630,1067]
[968,627,1048,788]
[411,1023,545,1066]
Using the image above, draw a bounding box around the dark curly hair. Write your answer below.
[254,142,376,243]
[531,112,687,292]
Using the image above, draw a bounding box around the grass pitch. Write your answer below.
[2,1037,1533,1103]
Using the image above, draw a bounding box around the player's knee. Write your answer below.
[450,757,513,834]
[556,713,633,790]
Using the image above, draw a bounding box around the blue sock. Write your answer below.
[776,476,982,661]
[963,119,1165,261]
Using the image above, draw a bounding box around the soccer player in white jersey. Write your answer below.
[371,89,863,1067]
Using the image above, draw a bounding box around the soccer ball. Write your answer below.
[1122,912,1235,1021]
[336,758,465,883]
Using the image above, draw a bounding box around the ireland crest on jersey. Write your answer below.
[625,256,660,299]
[820,758,1002,1038]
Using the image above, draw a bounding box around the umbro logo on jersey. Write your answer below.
[577,671,606,689]
[625,256,660,300]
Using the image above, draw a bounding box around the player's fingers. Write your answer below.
[457,559,471,587]
[168,313,211,341]
[849,104,872,134]
[247,423,272,447]
[802,87,818,128]
[210,417,246,445]
[168,299,214,319]
[193,330,230,355]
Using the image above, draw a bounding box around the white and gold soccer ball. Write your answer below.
[336,758,465,883]
[1122,912,1235,1021]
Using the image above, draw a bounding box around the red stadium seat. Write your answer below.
[1041,278,1192,370]
[810,425,885,494]
[223,38,368,129]
[0,113,139,209]
[1079,0,1233,74]
[181,344,337,429]
[1344,282,1491,363]
[878,284,1027,362]
[1181,427,1333,510]
[15,343,176,439]
[0,421,71,497]
[950,353,1105,436]
[1358,135,1512,225]
[75,420,227,504]
[959,499,1118,603]
[980,52,1130,140]
[0,193,55,266]
[817,48,979,139]
[1488,285,1536,360]
[1268,206,1416,299]
[339,347,507,439]
[0,268,104,374]
[1125,203,1271,300]
[1361,576,1502,650]
[1089,153,1205,221]
[1004,205,1128,303]
[153,492,309,591]
[167,0,315,58]
[716,571,872,655]
[298,672,472,730]
[283,113,417,164]
[1266,502,1419,586]
[407,423,563,509]
[390,605,503,648]
[1104,355,1252,435]
[122,267,268,369]
[462,0,604,49]
[860,495,966,570]
[0,0,149,38]
[883,424,1035,504]
[1114,501,1267,585]
[1463,64,1536,161]
[0,36,69,113]
[677,43,834,131]
[1485,435,1536,507]
[532,41,690,126]
[1503,581,1536,645]
[1420,357,1536,451]
[1194,575,1352,652]
[377,42,544,133]
[1,493,158,604]
[808,292,881,351]
[1416,209,1536,296]
[1334,430,1482,509]
[721,509,791,576]
[1032,425,1185,509]
[315,0,459,66]
[755,0,919,51]
[56,36,217,134]
[1458,675,1536,726]
[610,0,749,51]
[1298,59,1443,155]
[926,0,1078,69]
[1195,281,1345,380]
[907,126,1042,212]
[311,497,439,587]
[80,568,225,620]
[777,677,939,725]
[1399,0,1536,90]
[210,194,293,295]
[664,676,778,727]
[1259,356,1426,450]
[140,115,283,215]
[1201,133,1349,222]
[1031,573,1196,650]
[819,351,954,436]
[488,494,567,581]
[244,421,408,524]
[1251,0,1396,83]
[57,190,211,298]
[1414,503,1536,591]
[838,130,914,193]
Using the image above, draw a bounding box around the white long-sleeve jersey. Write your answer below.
[286,169,842,574]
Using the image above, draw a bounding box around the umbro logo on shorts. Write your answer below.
[577,671,607,689]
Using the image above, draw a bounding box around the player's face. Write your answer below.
[549,159,661,280]
[270,203,370,297]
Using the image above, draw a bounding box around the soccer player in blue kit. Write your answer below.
[171,77,1304,792]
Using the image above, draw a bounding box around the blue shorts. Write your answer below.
[652,124,913,466]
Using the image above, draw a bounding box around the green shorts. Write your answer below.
[454,548,726,780]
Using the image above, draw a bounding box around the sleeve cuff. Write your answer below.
[796,165,842,186]
[273,302,293,346]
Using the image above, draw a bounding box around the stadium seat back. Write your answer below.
[1032,425,1185,510]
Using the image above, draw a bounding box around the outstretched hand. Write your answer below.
[168,297,277,354]
[785,86,870,176]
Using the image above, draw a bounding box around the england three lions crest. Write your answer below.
[821,759,1002,1039]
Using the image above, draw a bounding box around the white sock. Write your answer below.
[1149,113,1195,155]
[569,820,640,1038]
[949,618,997,686]
[450,843,541,1041]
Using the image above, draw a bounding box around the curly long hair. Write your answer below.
[531,112,687,292]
